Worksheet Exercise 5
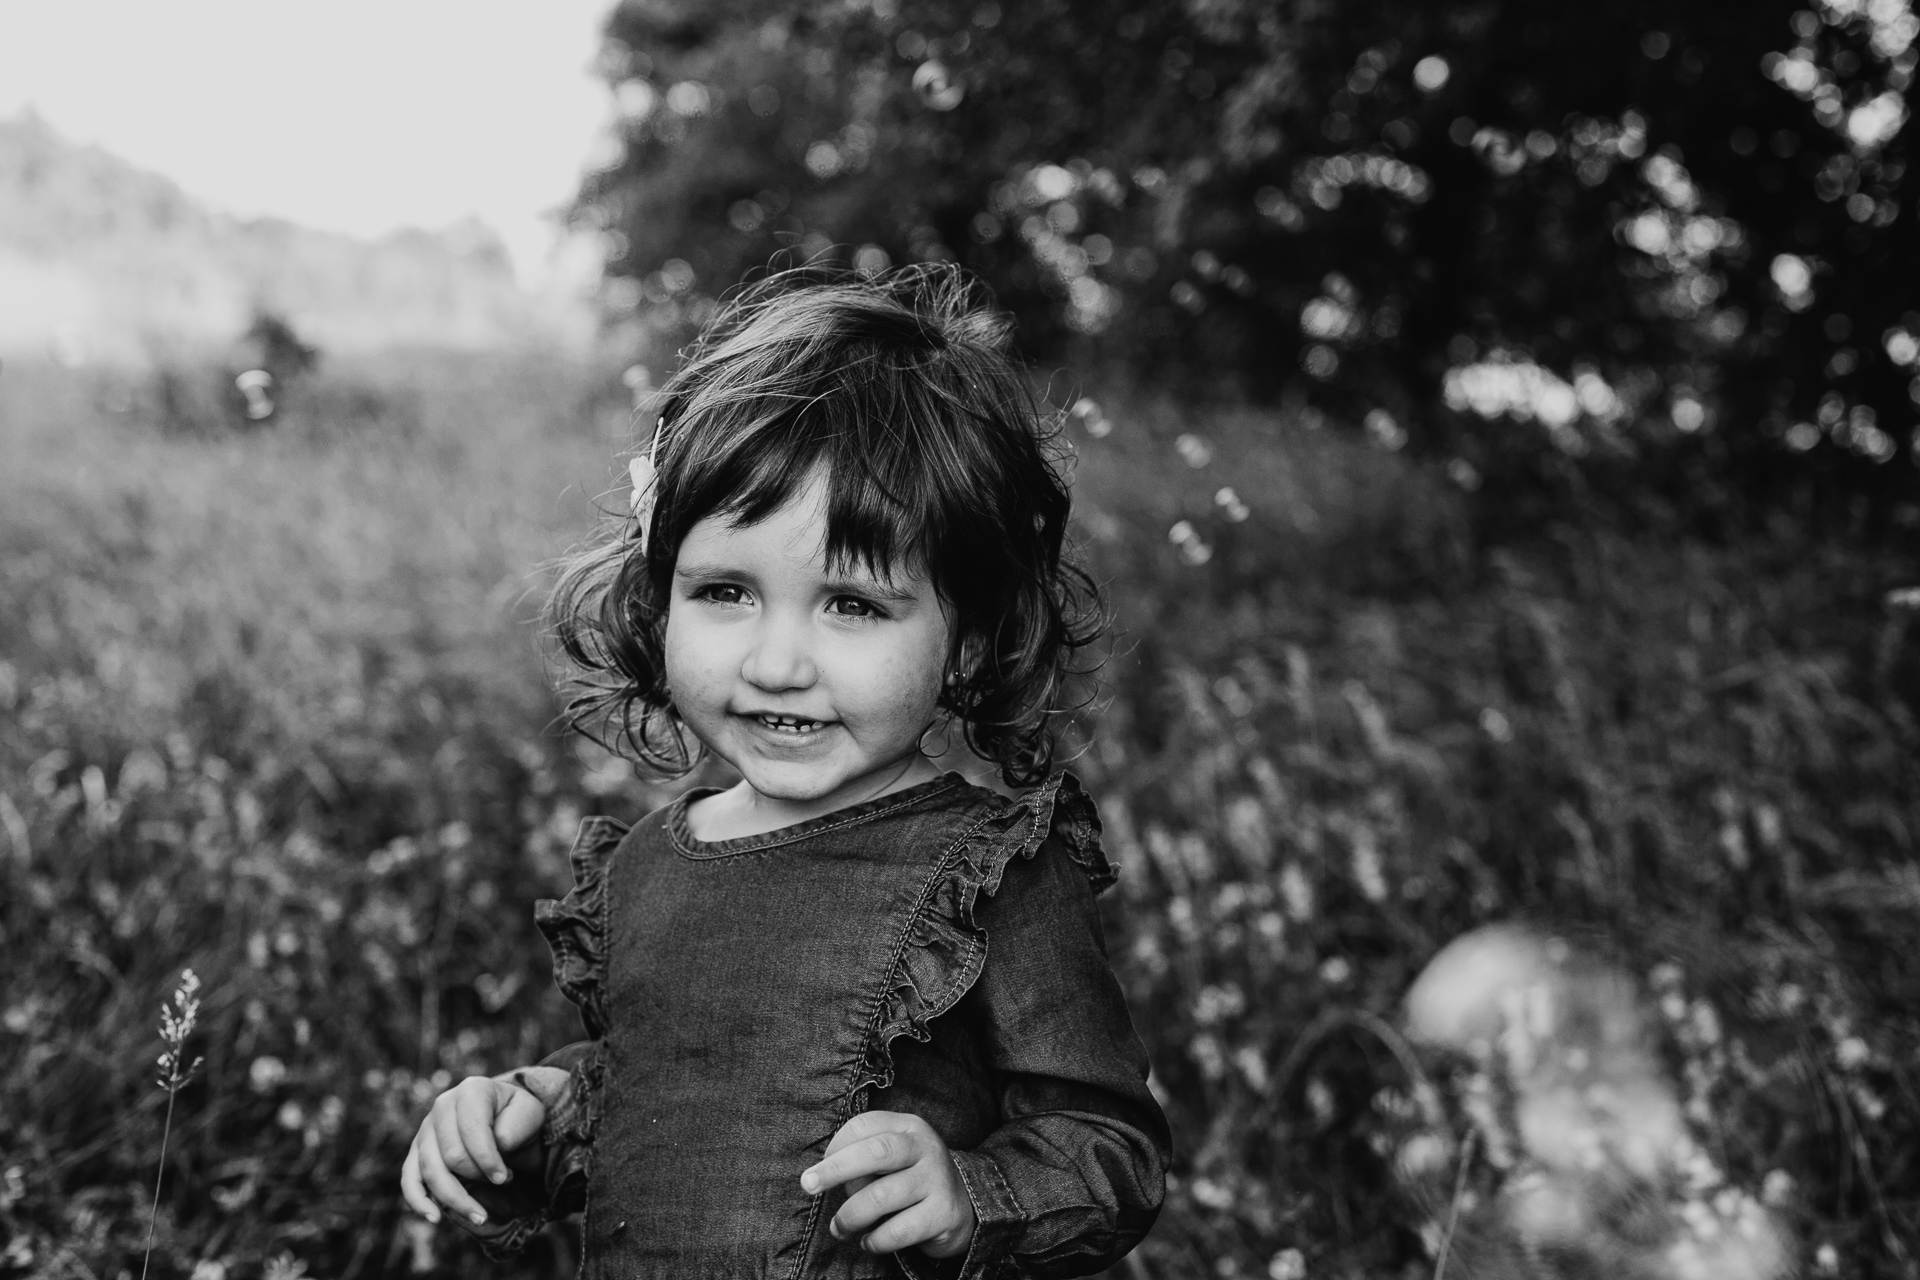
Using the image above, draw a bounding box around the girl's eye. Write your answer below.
[697,583,749,605]
[827,596,884,619]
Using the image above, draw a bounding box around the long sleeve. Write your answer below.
[452,814,627,1259]
[447,1040,603,1260]
[928,829,1171,1279]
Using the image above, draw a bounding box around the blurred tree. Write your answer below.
[577,0,1919,527]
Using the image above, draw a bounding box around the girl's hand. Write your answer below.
[802,1111,977,1259]
[399,1066,568,1226]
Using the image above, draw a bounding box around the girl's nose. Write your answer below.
[739,619,818,691]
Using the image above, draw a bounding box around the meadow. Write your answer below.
[1,350,1916,1279]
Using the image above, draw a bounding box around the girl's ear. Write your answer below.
[947,631,983,687]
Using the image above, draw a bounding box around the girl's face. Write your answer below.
[663,469,953,825]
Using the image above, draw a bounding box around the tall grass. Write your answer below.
[1,354,1915,1278]
[0,351,665,1278]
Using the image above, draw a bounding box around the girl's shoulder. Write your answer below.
[531,815,628,1038]
[860,771,1116,1097]
[943,770,1117,900]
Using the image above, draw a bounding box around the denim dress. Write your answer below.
[467,771,1169,1279]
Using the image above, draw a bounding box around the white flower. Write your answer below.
[249,1055,287,1093]
[1267,1247,1306,1280]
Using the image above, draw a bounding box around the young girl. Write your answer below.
[399,265,1171,1278]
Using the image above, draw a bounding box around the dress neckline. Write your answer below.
[667,771,970,859]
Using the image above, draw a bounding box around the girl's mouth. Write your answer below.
[746,712,832,735]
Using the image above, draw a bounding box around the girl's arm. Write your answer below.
[403,1045,600,1259]
[938,829,1172,1279]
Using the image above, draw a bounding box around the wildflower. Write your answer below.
[1690,1001,1722,1047]
[1267,1246,1307,1280]
[1346,823,1388,903]
[1175,433,1215,467]
[1169,519,1213,565]
[1190,1177,1234,1210]
[1192,983,1247,1025]
[1396,1132,1454,1178]
[1069,396,1113,437]
[402,1218,438,1273]
[249,1055,287,1093]
[1189,1033,1228,1081]
[1224,796,1269,865]
[156,969,203,1092]
[262,1252,308,1280]
[1279,863,1315,921]
[1835,1035,1870,1069]
[1849,1081,1887,1120]
[145,969,205,1280]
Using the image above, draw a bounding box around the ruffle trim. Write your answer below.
[534,815,628,1040]
[468,1045,604,1260]
[851,771,1114,1102]
[540,1042,601,1220]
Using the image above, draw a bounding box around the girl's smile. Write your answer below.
[666,469,952,841]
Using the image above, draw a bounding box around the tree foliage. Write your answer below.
[579,0,1920,526]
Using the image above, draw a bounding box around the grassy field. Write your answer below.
[1,351,1916,1279]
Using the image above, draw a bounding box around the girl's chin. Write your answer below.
[736,761,868,804]
[730,753,931,809]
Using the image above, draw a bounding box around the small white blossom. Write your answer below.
[1267,1246,1307,1280]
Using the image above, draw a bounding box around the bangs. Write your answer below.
[650,292,1030,591]
[665,401,949,585]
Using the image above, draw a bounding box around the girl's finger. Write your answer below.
[399,1142,442,1224]
[451,1079,513,1185]
[804,1128,923,1195]
[429,1093,483,1181]
[860,1195,956,1257]
[496,1064,572,1111]
[821,1110,887,1158]
[493,1083,548,1153]
[832,1165,925,1239]
[416,1126,490,1227]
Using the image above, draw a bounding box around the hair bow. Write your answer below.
[628,435,660,553]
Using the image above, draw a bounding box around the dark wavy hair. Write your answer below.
[546,263,1102,787]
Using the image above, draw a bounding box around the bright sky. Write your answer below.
[0,0,614,283]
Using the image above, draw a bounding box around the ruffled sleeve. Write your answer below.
[459,815,625,1259]
[454,1041,606,1261]
[533,814,626,1039]
[863,773,1165,1280]
[852,772,1116,1102]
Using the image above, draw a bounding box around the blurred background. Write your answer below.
[3,1,1918,1277]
